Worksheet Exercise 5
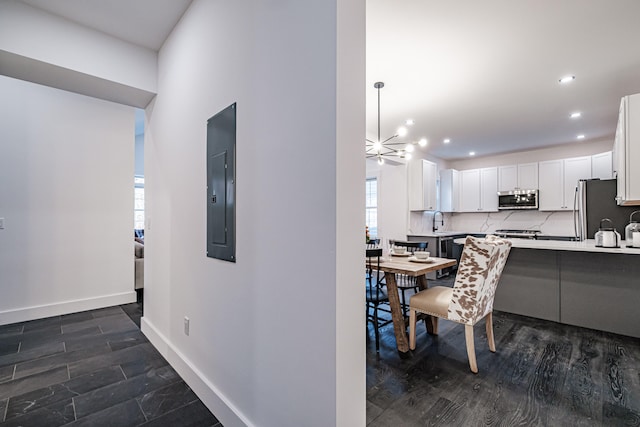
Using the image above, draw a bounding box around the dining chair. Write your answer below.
[390,241,429,318]
[408,235,512,373]
[366,238,381,249]
[366,247,391,352]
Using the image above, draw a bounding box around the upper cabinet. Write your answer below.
[614,94,640,205]
[591,151,613,180]
[440,169,459,212]
[539,156,591,211]
[518,163,539,189]
[460,167,498,212]
[408,159,437,211]
[498,163,539,191]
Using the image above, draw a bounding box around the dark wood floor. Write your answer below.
[0,302,221,426]
[367,276,640,426]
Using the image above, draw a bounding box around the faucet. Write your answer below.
[433,211,444,232]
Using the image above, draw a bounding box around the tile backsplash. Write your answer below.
[409,210,575,236]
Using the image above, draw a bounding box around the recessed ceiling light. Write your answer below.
[570,112,582,119]
[418,138,428,147]
[443,138,451,144]
[469,151,476,156]
[405,119,415,126]
[559,75,575,84]
[577,134,585,140]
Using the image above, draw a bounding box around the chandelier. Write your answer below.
[366,82,427,165]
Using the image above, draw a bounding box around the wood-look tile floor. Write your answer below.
[0,304,221,427]
[367,277,640,426]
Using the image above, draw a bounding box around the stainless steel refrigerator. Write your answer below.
[576,179,638,241]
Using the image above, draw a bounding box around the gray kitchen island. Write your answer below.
[455,238,640,338]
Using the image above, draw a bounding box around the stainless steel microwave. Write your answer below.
[498,189,539,210]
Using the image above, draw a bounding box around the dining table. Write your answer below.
[370,254,457,354]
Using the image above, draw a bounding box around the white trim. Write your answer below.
[0,291,136,325]
[141,317,253,427]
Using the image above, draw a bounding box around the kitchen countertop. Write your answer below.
[407,231,480,238]
[453,237,640,255]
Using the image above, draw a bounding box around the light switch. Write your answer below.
[0,218,4,229]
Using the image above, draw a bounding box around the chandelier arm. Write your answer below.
[384,141,411,147]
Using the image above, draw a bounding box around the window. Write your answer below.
[134,176,145,231]
[366,178,378,238]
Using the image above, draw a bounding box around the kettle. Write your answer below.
[625,211,640,247]
[595,218,620,248]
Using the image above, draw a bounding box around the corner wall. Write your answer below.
[141,1,364,426]
[0,76,136,324]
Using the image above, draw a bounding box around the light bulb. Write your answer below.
[469,151,476,156]
[405,152,412,160]
[570,112,581,119]
[577,134,585,140]
[418,138,428,147]
[397,126,408,137]
[559,75,575,84]
[405,119,415,126]
[443,138,451,144]
[405,144,415,153]
[372,141,382,152]
[377,157,384,165]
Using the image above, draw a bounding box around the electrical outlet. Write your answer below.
[184,316,190,336]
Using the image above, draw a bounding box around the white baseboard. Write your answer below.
[141,317,252,427]
[0,291,137,325]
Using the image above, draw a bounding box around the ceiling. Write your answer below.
[17,0,640,160]
[367,0,640,160]
[19,0,192,51]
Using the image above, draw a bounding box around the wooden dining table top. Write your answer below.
[369,255,457,277]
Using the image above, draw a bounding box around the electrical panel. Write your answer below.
[206,103,236,262]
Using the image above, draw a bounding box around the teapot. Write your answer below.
[595,218,620,248]
[625,211,640,247]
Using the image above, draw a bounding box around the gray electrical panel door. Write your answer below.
[207,103,236,262]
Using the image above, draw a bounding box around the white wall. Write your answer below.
[448,138,612,170]
[0,76,136,324]
[141,1,364,426]
[0,0,157,107]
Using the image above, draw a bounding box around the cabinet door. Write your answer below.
[439,169,459,212]
[563,156,591,210]
[615,97,626,203]
[408,159,437,211]
[480,167,498,211]
[538,160,564,211]
[460,169,481,212]
[517,162,539,189]
[498,165,517,191]
[591,152,612,180]
[422,160,437,210]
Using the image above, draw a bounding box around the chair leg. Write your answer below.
[464,325,478,374]
[486,312,496,353]
[409,309,416,350]
[373,304,380,352]
[429,316,439,335]
[400,288,408,318]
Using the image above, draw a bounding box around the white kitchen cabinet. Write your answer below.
[517,162,539,189]
[498,163,538,191]
[539,156,591,211]
[591,151,612,180]
[408,159,437,211]
[614,94,640,205]
[498,165,517,191]
[460,167,498,212]
[439,169,459,212]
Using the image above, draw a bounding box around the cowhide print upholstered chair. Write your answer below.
[408,235,512,373]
